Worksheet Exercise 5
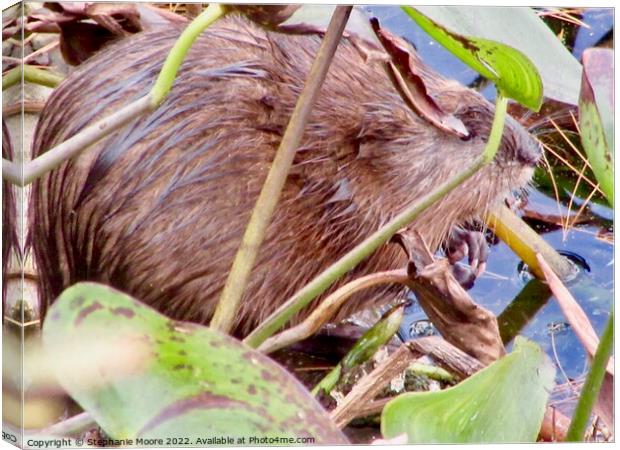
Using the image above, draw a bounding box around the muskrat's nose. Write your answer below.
[517,137,542,167]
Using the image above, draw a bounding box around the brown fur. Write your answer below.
[30,15,540,335]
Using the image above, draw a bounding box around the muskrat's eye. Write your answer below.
[460,129,476,142]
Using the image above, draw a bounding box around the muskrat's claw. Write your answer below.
[446,228,489,288]
[451,264,477,290]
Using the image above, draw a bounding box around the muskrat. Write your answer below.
[30,14,541,336]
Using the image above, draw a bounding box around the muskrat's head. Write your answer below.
[414,81,542,244]
[340,65,542,252]
[445,85,542,198]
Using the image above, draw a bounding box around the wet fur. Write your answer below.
[30,15,540,335]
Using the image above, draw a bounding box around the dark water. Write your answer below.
[366,6,614,386]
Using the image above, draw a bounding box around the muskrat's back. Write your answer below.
[31,15,540,335]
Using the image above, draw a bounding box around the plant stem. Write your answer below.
[24,65,64,88]
[258,269,409,354]
[150,3,226,106]
[486,205,574,280]
[245,94,509,347]
[566,310,614,441]
[40,412,95,437]
[211,5,353,333]
[312,365,342,397]
[481,95,508,162]
[2,65,64,90]
[3,5,225,186]
[2,67,20,90]
[2,95,152,186]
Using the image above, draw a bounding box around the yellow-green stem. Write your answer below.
[486,204,574,280]
[3,65,64,90]
[150,3,227,107]
[566,309,614,441]
[211,6,353,333]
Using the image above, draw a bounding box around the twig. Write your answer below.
[2,95,153,186]
[567,181,600,235]
[212,5,354,333]
[23,39,60,65]
[406,336,484,376]
[39,412,95,437]
[330,344,421,428]
[538,142,568,233]
[540,139,603,196]
[3,100,46,117]
[330,337,485,428]
[258,269,409,353]
[563,160,588,233]
[354,397,392,419]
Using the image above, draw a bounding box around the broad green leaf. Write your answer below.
[381,337,555,443]
[403,7,543,111]
[42,282,348,443]
[579,48,614,207]
[411,6,581,106]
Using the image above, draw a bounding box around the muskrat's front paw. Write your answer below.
[445,228,489,288]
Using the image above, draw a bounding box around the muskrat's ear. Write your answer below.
[451,101,497,143]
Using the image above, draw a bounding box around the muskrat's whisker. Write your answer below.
[549,117,592,168]
[541,141,603,195]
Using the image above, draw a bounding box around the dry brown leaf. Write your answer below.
[370,18,469,138]
[395,231,505,365]
[27,3,142,65]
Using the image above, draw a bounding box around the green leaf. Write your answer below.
[403,6,543,111]
[381,337,555,443]
[312,303,404,396]
[42,282,348,443]
[579,48,614,207]
[410,6,581,106]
